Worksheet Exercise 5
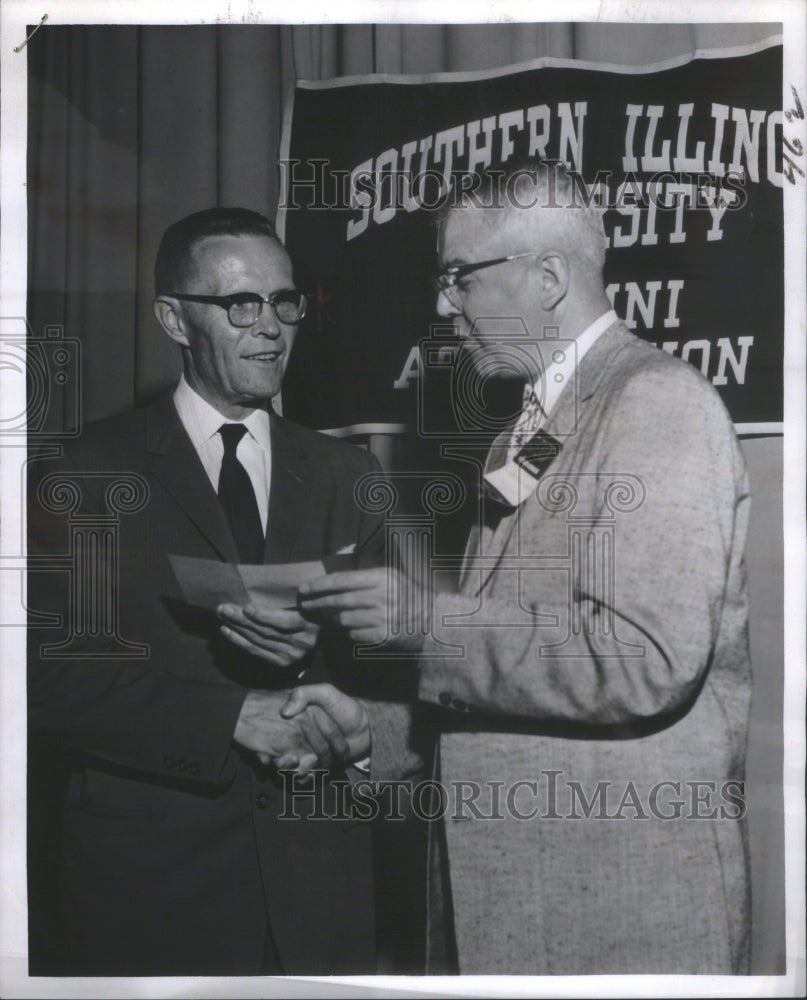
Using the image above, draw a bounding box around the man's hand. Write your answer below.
[218,604,319,668]
[298,567,425,654]
[280,683,371,773]
[234,689,349,773]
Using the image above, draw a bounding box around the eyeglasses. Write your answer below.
[433,252,540,305]
[165,290,308,327]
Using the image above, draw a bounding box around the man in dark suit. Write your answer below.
[27,208,415,976]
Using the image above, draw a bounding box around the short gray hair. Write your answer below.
[443,158,607,279]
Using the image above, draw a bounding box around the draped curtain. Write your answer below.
[26,20,783,974]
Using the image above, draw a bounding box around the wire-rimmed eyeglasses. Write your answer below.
[164,290,308,327]
[433,251,540,305]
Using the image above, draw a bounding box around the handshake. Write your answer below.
[233,683,370,778]
[222,567,425,776]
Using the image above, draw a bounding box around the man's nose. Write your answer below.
[248,305,281,336]
[436,288,460,319]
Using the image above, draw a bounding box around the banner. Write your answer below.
[279,40,784,435]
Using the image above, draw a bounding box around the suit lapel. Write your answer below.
[543,320,633,440]
[464,321,635,597]
[263,415,312,564]
[146,392,240,563]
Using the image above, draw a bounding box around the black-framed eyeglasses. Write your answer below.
[433,251,539,303]
[165,290,308,327]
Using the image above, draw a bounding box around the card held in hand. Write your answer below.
[168,554,353,612]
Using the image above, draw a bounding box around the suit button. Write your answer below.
[452,698,467,712]
[163,755,176,769]
[188,763,199,775]
[438,692,452,707]
[255,794,270,810]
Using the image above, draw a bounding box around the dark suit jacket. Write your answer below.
[27,391,390,976]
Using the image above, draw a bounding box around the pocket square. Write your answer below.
[336,543,356,555]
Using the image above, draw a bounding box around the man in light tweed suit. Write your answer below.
[286,159,753,974]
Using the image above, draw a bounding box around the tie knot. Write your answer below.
[219,423,248,454]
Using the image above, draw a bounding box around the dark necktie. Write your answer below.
[217,423,265,564]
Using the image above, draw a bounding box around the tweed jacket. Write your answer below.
[382,321,753,974]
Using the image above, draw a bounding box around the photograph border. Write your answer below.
[1,2,804,998]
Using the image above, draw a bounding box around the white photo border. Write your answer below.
[1,2,804,998]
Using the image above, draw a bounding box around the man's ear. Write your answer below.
[537,252,569,312]
[153,297,190,348]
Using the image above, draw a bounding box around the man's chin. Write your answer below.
[239,372,284,404]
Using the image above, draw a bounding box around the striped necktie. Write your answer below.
[508,384,544,460]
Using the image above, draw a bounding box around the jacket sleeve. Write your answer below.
[363,698,431,782]
[416,365,751,728]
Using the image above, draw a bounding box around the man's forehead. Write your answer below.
[188,234,291,276]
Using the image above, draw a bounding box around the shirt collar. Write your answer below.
[173,375,272,454]
[532,309,618,418]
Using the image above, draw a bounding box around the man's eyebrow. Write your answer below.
[224,287,298,297]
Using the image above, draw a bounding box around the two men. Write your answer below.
[27,208,419,975]
[288,160,753,974]
[29,154,754,976]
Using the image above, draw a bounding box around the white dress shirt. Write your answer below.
[173,375,272,533]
